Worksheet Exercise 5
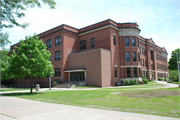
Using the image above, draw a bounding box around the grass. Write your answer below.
[172,82,179,84]
[2,84,180,118]
[0,88,34,92]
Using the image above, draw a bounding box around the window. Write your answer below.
[151,51,153,61]
[126,52,130,62]
[139,68,141,77]
[145,60,147,67]
[144,48,146,56]
[127,68,131,78]
[140,47,141,53]
[133,52,136,62]
[54,79,61,84]
[55,36,61,46]
[91,38,95,48]
[138,53,140,62]
[125,37,129,47]
[143,59,144,66]
[142,48,143,55]
[113,35,116,46]
[132,37,136,47]
[46,39,51,49]
[137,38,139,47]
[114,66,117,78]
[55,68,60,77]
[134,68,137,77]
[80,40,86,50]
[55,50,61,61]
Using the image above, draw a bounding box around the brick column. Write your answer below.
[154,72,158,81]
[147,71,152,81]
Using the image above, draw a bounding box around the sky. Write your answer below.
[3,0,180,61]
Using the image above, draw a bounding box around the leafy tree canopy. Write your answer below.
[9,34,54,93]
[168,48,180,70]
[0,0,56,49]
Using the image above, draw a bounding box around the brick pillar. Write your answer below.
[147,71,152,81]
[154,72,158,81]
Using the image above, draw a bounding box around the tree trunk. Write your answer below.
[30,79,33,94]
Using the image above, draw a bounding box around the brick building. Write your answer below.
[9,19,168,87]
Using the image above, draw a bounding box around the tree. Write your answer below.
[168,70,179,82]
[0,49,12,80]
[9,34,54,93]
[168,48,180,70]
[0,0,56,49]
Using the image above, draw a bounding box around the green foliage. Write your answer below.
[167,79,173,83]
[53,81,58,87]
[142,76,148,84]
[168,70,179,82]
[168,48,180,70]
[8,34,54,93]
[158,77,164,81]
[0,49,12,80]
[123,79,130,86]
[0,0,56,49]
[129,79,139,85]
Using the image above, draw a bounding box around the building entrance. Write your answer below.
[70,72,85,82]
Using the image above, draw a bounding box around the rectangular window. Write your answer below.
[125,37,129,47]
[126,52,130,62]
[151,51,153,61]
[127,68,131,78]
[132,37,136,47]
[55,68,60,77]
[142,48,143,55]
[55,36,61,46]
[134,68,137,77]
[46,39,51,49]
[55,50,61,61]
[113,35,116,46]
[138,53,140,62]
[133,52,136,62]
[114,66,117,78]
[144,48,146,56]
[140,47,141,54]
[80,40,86,50]
[137,38,139,47]
[91,38,95,48]
[145,60,147,67]
[139,68,141,77]
[143,59,144,66]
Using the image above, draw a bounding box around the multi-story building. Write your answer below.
[9,19,168,87]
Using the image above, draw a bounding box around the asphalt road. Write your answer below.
[0,96,179,120]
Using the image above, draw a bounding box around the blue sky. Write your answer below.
[3,0,180,60]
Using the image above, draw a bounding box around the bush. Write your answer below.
[167,79,173,83]
[129,79,139,85]
[158,77,164,81]
[142,76,148,84]
[123,79,130,86]
[168,70,179,82]
[133,79,139,85]
[52,81,58,87]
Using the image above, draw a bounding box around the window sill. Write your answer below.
[54,76,61,77]
[125,46,130,47]
[55,45,61,47]
[54,60,61,62]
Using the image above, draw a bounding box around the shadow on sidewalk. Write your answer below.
[1,92,44,97]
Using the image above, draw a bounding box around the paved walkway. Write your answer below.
[0,96,179,120]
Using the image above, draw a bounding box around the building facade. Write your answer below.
[9,19,168,87]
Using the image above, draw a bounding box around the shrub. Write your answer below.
[168,70,179,82]
[130,79,135,85]
[133,79,139,85]
[167,79,173,83]
[53,81,58,87]
[142,76,148,84]
[123,79,130,86]
[158,77,164,81]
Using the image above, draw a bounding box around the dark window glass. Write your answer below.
[127,68,131,78]
[134,68,137,77]
[55,50,61,61]
[145,60,147,67]
[144,48,146,56]
[125,37,129,47]
[143,59,144,66]
[113,35,116,46]
[137,38,139,47]
[133,52,136,62]
[80,40,86,50]
[132,37,136,47]
[114,66,117,78]
[138,53,140,62]
[126,52,130,62]
[55,36,61,46]
[151,51,153,61]
[46,39,51,49]
[55,68,60,77]
[91,38,95,48]
[142,48,143,55]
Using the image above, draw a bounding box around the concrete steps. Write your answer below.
[53,82,86,88]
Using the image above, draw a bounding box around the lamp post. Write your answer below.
[177,52,180,87]
[49,76,51,90]
[164,68,167,82]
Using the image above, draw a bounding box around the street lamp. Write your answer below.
[164,68,167,82]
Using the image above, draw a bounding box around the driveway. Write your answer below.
[0,96,179,120]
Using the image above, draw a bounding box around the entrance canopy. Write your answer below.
[64,68,86,72]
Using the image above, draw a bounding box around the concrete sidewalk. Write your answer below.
[0,96,179,120]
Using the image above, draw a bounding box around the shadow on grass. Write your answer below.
[1,92,44,97]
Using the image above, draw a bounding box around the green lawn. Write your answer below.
[2,86,180,118]
[172,82,179,84]
[0,88,34,92]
